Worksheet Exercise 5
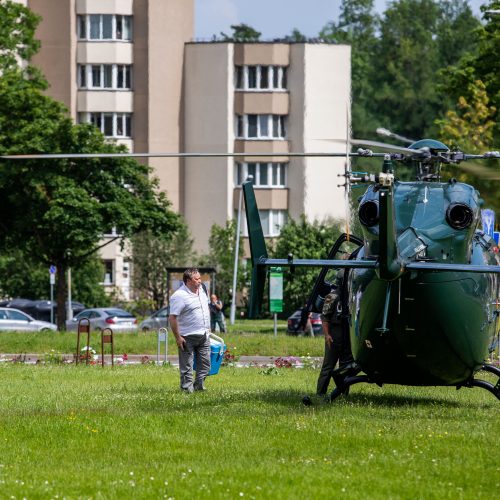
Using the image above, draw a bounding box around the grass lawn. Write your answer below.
[0,364,498,499]
[0,319,324,357]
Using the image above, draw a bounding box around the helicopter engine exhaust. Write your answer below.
[358,200,379,227]
[446,203,474,229]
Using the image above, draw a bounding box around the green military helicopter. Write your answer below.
[242,139,500,401]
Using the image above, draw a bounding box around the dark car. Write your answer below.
[286,310,323,336]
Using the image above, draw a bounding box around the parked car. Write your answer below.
[286,310,323,336]
[139,306,169,332]
[65,308,137,333]
[0,307,57,332]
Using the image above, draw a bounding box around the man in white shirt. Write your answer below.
[169,268,211,392]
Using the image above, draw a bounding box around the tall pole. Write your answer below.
[230,186,243,325]
[67,266,73,321]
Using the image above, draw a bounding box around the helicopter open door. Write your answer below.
[305,233,363,314]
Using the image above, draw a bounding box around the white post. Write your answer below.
[67,266,73,321]
[230,186,243,325]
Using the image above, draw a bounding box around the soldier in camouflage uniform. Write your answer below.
[316,270,354,395]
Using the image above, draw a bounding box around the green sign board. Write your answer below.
[269,267,283,313]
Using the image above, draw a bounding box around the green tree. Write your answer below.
[364,0,479,141]
[131,221,196,311]
[271,216,343,316]
[438,1,500,143]
[319,0,379,138]
[284,28,307,42]
[0,1,41,72]
[0,2,180,329]
[436,79,496,152]
[200,220,246,310]
[0,250,110,308]
[436,79,499,212]
[220,23,261,42]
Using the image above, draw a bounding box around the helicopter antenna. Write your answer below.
[345,106,351,242]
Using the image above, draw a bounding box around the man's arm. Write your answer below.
[322,320,333,348]
[169,315,186,350]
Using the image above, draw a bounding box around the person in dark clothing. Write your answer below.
[209,294,226,333]
[316,270,355,396]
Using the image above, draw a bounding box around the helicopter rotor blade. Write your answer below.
[319,138,423,154]
[0,151,384,160]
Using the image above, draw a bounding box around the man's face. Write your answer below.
[187,272,201,290]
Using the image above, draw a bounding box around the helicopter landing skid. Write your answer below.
[462,364,500,401]
[329,374,371,401]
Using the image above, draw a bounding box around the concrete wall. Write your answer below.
[290,43,351,222]
[30,0,76,116]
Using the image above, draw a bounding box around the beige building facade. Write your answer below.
[17,0,351,299]
[21,0,193,300]
[183,42,351,252]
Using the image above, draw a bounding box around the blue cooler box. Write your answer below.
[193,335,226,376]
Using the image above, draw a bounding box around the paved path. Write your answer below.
[0,353,321,367]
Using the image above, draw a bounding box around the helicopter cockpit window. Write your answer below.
[397,228,427,260]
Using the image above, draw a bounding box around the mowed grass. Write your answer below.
[0,319,323,357]
[0,364,498,499]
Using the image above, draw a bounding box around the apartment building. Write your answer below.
[16,0,351,299]
[183,42,351,253]
[20,0,194,300]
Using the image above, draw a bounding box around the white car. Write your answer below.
[66,308,138,333]
[139,306,169,332]
[0,307,57,332]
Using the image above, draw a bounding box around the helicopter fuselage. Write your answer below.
[349,180,500,385]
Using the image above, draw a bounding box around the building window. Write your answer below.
[235,65,287,91]
[236,162,287,187]
[77,15,132,41]
[78,112,132,138]
[103,260,114,285]
[78,64,132,90]
[236,114,286,139]
[240,210,287,237]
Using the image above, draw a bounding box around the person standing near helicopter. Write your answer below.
[316,268,354,396]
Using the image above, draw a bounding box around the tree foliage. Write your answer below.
[438,0,500,144]
[0,1,41,71]
[0,250,110,308]
[200,220,246,310]
[271,216,343,316]
[436,80,496,152]
[319,0,379,138]
[0,1,180,329]
[131,221,196,312]
[220,23,261,42]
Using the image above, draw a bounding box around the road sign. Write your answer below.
[49,265,56,274]
[269,267,283,313]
